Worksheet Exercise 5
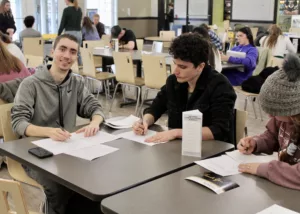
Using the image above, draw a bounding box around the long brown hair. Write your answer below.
[82,16,94,33]
[0,40,22,74]
[0,0,12,15]
[263,24,282,49]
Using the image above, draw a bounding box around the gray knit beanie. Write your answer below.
[259,53,300,116]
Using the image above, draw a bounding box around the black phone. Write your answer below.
[28,147,53,159]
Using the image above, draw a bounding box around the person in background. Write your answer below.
[221,27,258,86]
[93,13,105,39]
[111,25,137,50]
[0,0,16,38]
[260,24,296,57]
[58,0,82,64]
[19,16,41,47]
[82,16,100,41]
[200,23,223,51]
[0,32,26,65]
[167,3,174,30]
[193,27,222,72]
[0,40,30,82]
[238,53,300,191]
[132,33,236,143]
[11,34,104,214]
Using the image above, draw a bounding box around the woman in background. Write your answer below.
[0,0,16,38]
[82,16,100,41]
[58,0,82,64]
[0,32,26,65]
[0,40,30,82]
[193,27,222,72]
[260,24,296,57]
[221,27,258,86]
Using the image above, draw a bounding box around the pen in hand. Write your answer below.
[56,121,71,140]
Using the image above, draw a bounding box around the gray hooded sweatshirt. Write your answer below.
[11,65,104,136]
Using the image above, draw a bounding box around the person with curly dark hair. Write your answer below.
[132,33,237,143]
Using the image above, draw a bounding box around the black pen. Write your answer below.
[56,121,66,132]
[240,142,249,152]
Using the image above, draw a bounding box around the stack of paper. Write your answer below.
[105,115,140,129]
[226,150,278,164]
[257,204,299,214]
[195,155,240,176]
[117,130,167,146]
[195,150,278,176]
[32,131,120,161]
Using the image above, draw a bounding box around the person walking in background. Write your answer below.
[260,24,296,57]
[82,16,100,41]
[0,0,16,38]
[167,3,174,30]
[58,0,82,64]
[93,13,105,39]
[19,16,41,47]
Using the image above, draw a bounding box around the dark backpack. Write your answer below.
[241,66,279,94]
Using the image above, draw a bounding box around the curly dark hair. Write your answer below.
[169,33,210,68]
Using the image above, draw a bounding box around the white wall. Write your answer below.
[151,0,158,17]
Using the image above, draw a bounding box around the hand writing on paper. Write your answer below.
[47,128,71,141]
[145,130,179,143]
[237,137,257,155]
[132,120,149,135]
[238,163,261,175]
[76,122,100,137]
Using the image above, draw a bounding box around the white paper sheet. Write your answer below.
[105,115,140,129]
[32,131,120,155]
[117,130,166,146]
[257,204,299,214]
[195,155,241,176]
[226,150,278,164]
[64,144,119,161]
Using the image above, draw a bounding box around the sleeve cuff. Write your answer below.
[16,121,31,136]
[257,162,269,179]
[253,136,265,153]
[92,110,105,121]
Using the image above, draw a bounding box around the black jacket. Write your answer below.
[95,22,105,38]
[0,12,16,34]
[144,66,237,142]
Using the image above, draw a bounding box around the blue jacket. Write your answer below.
[223,44,258,86]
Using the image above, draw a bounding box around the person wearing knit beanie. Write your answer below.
[236,53,300,191]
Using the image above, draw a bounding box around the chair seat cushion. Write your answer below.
[95,72,115,80]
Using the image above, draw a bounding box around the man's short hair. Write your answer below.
[24,16,35,28]
[169,33,210,68]
[200,23,210,30]
[111,25,122,38]
[53,34,79,50]
[93,14,100,18]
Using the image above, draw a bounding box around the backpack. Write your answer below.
[241,66,279,93]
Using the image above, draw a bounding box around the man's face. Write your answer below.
[93,17,99,24]
[52,38,78,72]
[173,58,204,83]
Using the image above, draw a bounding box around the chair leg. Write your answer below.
[109,82,121,112]
[122,85,126,102]
[106,79,112,99]
[96,81,102,99]
[257,99,263,121]
[138,88,149,117]
[244,96,248,111]
[251,97,258,119]
[135,86,142,116]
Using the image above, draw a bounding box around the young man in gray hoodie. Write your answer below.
[11,34,104,214]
